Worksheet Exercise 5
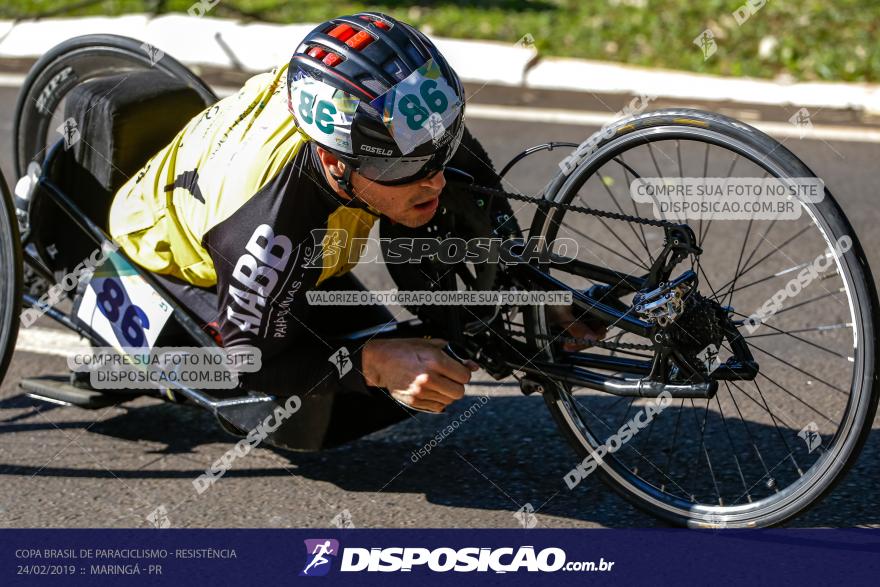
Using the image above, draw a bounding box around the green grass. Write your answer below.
[3,1,879,82]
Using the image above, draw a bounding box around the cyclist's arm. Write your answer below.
[203,198,374,398]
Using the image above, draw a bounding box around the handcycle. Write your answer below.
[0,35,877,528]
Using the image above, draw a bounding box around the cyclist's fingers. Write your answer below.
[430,352,473,385]
[415,373,466,402]
[394,389,451,413]
[409,399,448,413]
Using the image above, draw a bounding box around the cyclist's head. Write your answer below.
[288,12,465,221]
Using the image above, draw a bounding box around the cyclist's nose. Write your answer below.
[422,169,446,191]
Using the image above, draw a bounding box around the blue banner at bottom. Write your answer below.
[2,529,878,586]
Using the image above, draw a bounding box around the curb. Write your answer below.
[526,57,880,115]
[1,14,878,115]
[0,14,535,86]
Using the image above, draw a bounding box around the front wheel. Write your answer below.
[0,168,23,386]
[528,109,879,527]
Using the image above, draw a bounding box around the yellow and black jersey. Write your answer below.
[109,63,378,393]
[109,63,376,288]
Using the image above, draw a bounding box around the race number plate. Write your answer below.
[288,71,360,154]
[75,249,173,353]
[371,58,462,155]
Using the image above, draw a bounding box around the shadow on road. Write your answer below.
[1,390,877,528]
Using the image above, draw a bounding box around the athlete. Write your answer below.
[108,13,600,449]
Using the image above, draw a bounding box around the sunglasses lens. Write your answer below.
[356,123,464,185]
[356,155,436,184]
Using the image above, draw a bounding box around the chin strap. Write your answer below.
[330,164,381,216]
[330,165,357,200]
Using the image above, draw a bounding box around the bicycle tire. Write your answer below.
[13,34,217,178]
[0,168,23,387]
[528,108,879,528]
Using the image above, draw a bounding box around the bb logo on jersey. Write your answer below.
[226,224,295,334]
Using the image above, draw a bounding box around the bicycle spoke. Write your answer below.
[660,399,686,491]
[748,340,848,396]
[746,322,852,338]
[692,398,723,505]
[726,257,816,297]
[724,382,772,488]
[732,311,851,360]
[733,216,781,282]
[598,161,653,261]
[714,394,751,503]
[755,370,839,425]
[731,379,803,478]
[570,395,692,499]
[752,381,804,476]
[722,219,754,308]
[715,225,812,294]
[577,195,652,267]
[766,289,845,317]
[561,221,650,270]
[698,143,710,245]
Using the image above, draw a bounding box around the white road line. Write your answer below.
[464,103,880,143]
[2,76,879,142]
[0,72,25,86]
[15,326,90,359]
[13,326,522,395]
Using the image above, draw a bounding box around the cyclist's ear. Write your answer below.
[315,146,345,176]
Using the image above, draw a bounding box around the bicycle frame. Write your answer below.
[22,139,758,413]
[498,252,759,398]
[432,145,762,399]
[18,140,294,433]
[433,208,760,400]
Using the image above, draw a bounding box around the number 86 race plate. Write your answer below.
[75,247,173,353]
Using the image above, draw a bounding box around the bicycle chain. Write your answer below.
[554,335,654,351]
[460,182,680,229]
[458,181,665,353]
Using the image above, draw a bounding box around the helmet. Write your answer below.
[288,12,466,190]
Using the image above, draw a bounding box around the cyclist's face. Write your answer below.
[317,147,446,227]
[351,168,446,227]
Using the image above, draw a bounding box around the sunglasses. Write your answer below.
[350,125,463,186]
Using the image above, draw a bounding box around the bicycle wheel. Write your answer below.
[527,108,879,527]
[0,168,23,386]
[13,34,217,177]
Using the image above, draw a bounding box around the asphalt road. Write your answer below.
[1,82,879,529]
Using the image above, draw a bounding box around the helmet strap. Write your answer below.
[330,164,357,200]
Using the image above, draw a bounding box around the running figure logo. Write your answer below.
[329,347,352,378]
[56,117,81,150]
[300,539,339,576]
[305,228,348,269]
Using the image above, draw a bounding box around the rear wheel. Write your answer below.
[13,33,217,177]
[527,109,879,527]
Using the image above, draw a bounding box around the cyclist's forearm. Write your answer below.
[233,341,369,398]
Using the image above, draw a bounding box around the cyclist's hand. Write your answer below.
[362,338,478,413]
[547,305,607,352]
